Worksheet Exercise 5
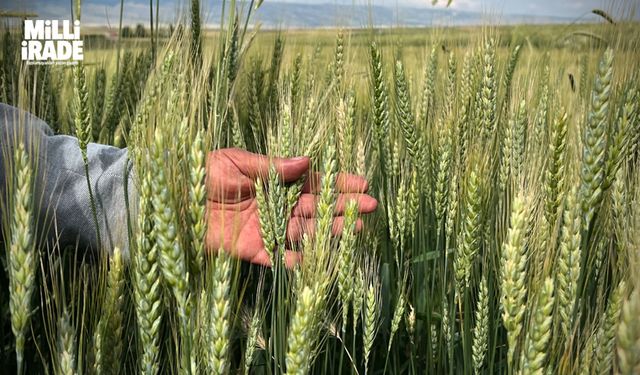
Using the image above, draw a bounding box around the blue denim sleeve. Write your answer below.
[0,102,135,258]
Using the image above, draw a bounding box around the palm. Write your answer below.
[205,149,265,265]
[205,148,377,267]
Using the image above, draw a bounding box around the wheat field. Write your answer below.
[1,1,640,374]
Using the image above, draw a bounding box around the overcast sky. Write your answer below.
[2,0,636,25]
[432,0,630,17]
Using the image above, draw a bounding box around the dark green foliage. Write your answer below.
[226,14,239,87]
[101,71,126,144]
[419,45,438,128]
[191,0,202,66]
[394,60,419,164]
[92,68,107,141]
[1,31,18,105]
[289,53,303,115]
[500,44,522,122]
[246,58,265,152]
[369,42,392,175]
[36,66,60,132]
[478,39,497,141]
[580,49,613,230]
[266,34,284,119]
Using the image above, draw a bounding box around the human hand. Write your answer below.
[205,148,378,267]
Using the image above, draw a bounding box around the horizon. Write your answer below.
[1,0,638,27]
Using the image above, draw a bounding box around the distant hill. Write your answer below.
[221,2,583,28]
[3,0,590,28]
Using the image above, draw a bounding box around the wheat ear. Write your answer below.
[521,277,555,374]
[8,141,36,374]
[501,192,528,369]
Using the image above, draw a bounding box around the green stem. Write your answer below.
[463,286,472,375]
[155,0,159,54]
[116,0,124,77]
[82,152,102,249]
[149,0,155,61]
[339,339,345,375]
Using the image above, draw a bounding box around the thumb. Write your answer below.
[272,156,310,182]
[228,148,310,182]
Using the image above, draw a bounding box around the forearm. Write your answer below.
[0,103,136,257]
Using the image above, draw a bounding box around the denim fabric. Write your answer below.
[0,103,135,258]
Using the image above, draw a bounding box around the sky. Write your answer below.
[1,0,637,26]
[437,0,634,18]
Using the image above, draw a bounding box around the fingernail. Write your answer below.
[291,156,307,161]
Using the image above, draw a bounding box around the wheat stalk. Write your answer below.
[285,282,321,375]
[333,29,345,91]
[455,169,482,292]
[502,44,522,111]
[545,109,568,225]
[73,62,102,248]
[521,277,555,374]
[150,123,191,369]
[188,129,207,276]
[352,266,365,337]
[593,280,626,374]
[151,125,189,302]
[363,277,380,375]
[435,125,453,230]
[315,142,337,253]
[444,51,457,118]
[387,292,405,354]
[556,186,582,339]
[133,168,162,375]
[512,100,527,179]
[244,308,262,374]
[57,309,77,375]
[369,42,392,176]
[394,60,420,163]
[94,247,125,375]
[617,289,640,375]
[532,61,550,150]
[479,39,497,140]
[419,45,438,126]
[206,251,232,374]
[255,176,276,265]
[338,200,358,333]
[603,91,633,191]
[472,275,489,372]
[580,48,613,230]
[91,67,106,139]
[190,0,202,64]
[457,50,473,165]
[501,192,528,369]
[8,141,36,374]
[290,53,303,110]
[337,90,356,172]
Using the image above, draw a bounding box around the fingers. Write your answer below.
[250,249,302,268]
[291,193,378,218]
[222,148,310,182]
[302,172,369,194]
[286,216,364,243]
[249,214,362,268]
[253,217,364,268]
